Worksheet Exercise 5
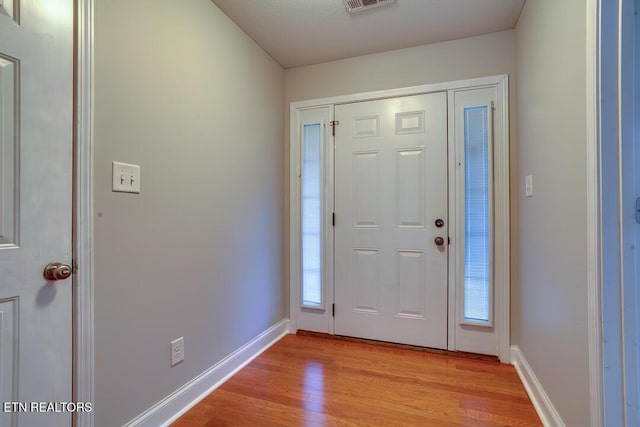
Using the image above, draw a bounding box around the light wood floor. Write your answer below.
[172,334,541,426]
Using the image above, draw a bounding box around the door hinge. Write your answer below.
[448,237,450,245]
[332,212,335,227]
[332,304,335,317]
[330,120,339,137]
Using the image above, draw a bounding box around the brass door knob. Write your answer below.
[43,262,72,281]
[434,237,445,246]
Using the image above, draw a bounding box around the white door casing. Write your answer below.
[334,93,448,348]
[0,1,74,425]
[289,76,510,361]
[598,0,640,424]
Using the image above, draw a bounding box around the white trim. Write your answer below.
[586,0,603,425]
[496,79,510,363]
[599,0,626,423]
[616,1,629,420]
[511,346,566,427]
[598,0,640,424]
[290,75,508,110]
[124,319,290,427]
[446,90,457,351]
[289,75,509,359]
[289,103,300,333]
[74,1,95,426]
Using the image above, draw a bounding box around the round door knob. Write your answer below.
[434,236,445,246]
[43,262,72,281]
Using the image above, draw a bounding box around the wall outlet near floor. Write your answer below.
[170,337,184,366]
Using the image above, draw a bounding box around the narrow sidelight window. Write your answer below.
[463,106,492,324]
[302,123,322,307]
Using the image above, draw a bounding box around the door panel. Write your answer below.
[352,248,380,312]
[0,1,16,22]
[0,1,73,425]
[396,250,425,317]
[0,54,16,246]
[397,149,424,228]
[334,92,448,349]
[353,151,379,227]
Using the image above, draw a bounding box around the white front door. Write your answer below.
[0,1,74,425]
[334,92,448,348]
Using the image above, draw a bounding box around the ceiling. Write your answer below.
[211,0,526,69]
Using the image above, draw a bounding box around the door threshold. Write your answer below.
[296,330,499,362]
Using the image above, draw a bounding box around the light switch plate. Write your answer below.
[112,161,141,193]
[525,174,533,198]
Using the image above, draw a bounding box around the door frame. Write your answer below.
[75,0,95,426]
[289,75,511,362]
[590,0,640,424]
[586,0,602,424]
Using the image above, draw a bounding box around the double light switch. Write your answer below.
[112,161,141,193]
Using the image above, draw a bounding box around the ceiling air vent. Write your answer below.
[343,0,397,14]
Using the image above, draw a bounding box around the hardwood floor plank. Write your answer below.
[172,334,541,426]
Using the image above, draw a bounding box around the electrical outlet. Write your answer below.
[170,337,184,366]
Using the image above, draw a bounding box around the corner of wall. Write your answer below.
[510,346,566,427]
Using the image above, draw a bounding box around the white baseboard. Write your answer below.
[124,318,291,427]
[510,345,565,427]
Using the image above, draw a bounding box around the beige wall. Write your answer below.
[285,30,521,342]
[515,0,590,425]
[93,1,285,425]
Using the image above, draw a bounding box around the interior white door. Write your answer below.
[334,92,448,348]
[0,1,74,425]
